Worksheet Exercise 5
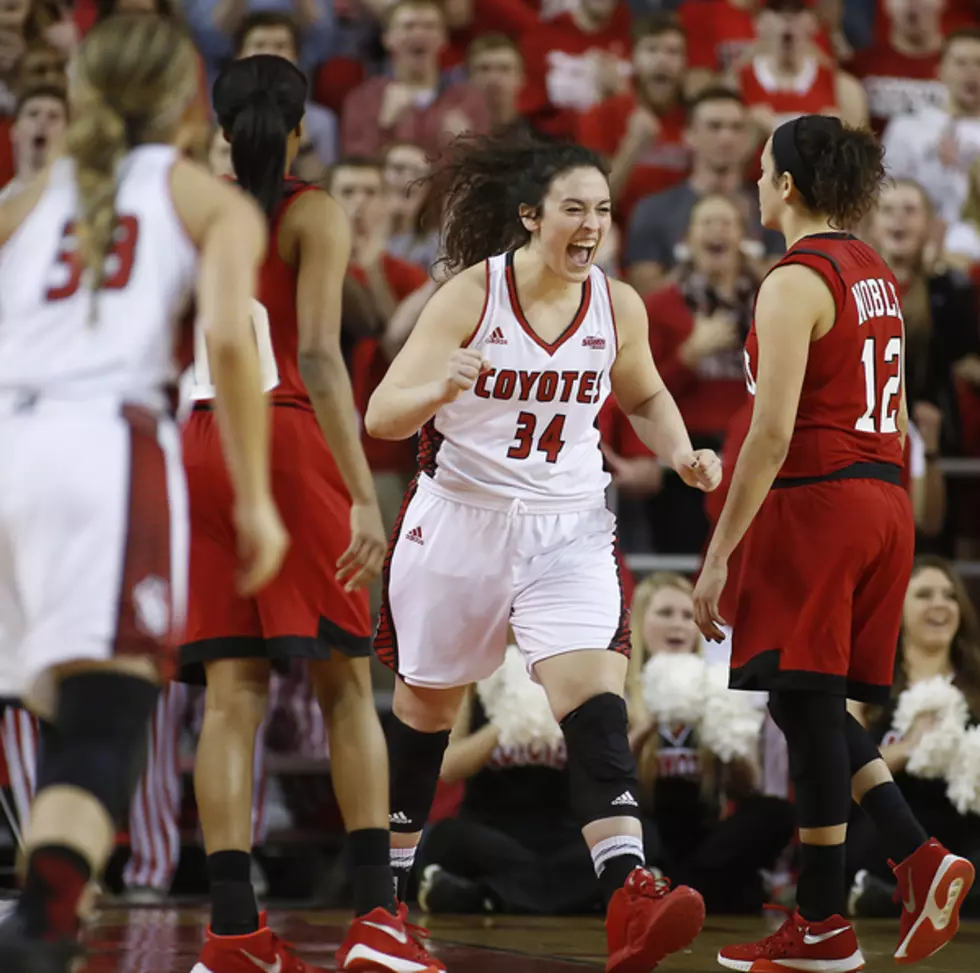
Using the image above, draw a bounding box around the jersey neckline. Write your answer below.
[799,232,857,241]
[503,249,592,356]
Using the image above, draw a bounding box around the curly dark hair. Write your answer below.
[772,115,885,230]
[427,130,609,276]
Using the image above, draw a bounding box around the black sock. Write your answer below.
[797,843,847,922]
[207,850,258,936]
[18,844,92,942]
[860,781,928,865]
[598,853,643,906]
[348,829,396,916]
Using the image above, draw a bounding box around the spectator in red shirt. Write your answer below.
[327,158,429,537]
[467,33,527,134]
[440,0,539,74]
[847,0,947,134]
[577,14,690,229]
[342,0,490,159]
[641,192,754,552]
[733,0,867,146]
[0,84,66,199]
[518,0,633,140]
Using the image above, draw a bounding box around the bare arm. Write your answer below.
[172,161,286,593]
[609,279,719,491]
[382,279,441,360]
[440,689,501,785]
[834,71,870,130]
[174,162,270,509]
[365,265,487,440]
[290,191,377,508]
[694,265,828,636]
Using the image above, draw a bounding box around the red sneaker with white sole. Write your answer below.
[336,903,444,973]
[192,913,327,973]
[605,867,705,973]
[717,909,864,973]
[892,837,975,964]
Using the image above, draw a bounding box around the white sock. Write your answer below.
[590,834,645,878]
[391,845,417,872]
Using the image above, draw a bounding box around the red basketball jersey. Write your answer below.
[743,232,905,479]
[259,178,321,409]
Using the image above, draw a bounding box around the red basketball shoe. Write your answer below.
[892,838,975,964]
[192,914,327,973]
[336,903,445,973]
[605,867,705,973]
[717,910,863,973]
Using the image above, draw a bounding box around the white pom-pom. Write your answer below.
[477,646,563,750]
[947,726,980,816]
[641,653,707,726]
[700,663,764,763]
[894,678,970,780]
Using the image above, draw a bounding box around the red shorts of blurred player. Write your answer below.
[729,466,914,705]
[179,402,371,681]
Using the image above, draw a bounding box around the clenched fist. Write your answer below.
[441,348,490,403]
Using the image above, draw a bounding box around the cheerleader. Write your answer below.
[848,557,980,918]
[627,572,796,913]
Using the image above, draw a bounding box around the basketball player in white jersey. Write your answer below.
[365,132,721,973]
[0,16,286,971]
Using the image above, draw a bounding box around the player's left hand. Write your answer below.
[673,448,722,492]
[693,556,728,643]
[336,502,386,592]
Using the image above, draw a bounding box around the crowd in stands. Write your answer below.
[0,0,979,918]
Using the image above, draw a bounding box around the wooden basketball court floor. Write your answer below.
[75,907,980,972]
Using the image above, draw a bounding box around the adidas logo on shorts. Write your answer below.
[390,811,412,826]
[611,790,638,808]
[406,526,424,545]
[486,327,507,345]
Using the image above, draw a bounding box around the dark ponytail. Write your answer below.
[212,55,307,217]
[427,130,608,276]
[771,115,885,230]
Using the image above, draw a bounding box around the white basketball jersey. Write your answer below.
[426,251,617,507]
[0,145,197,411]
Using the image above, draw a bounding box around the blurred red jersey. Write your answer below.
[743,231,905,480]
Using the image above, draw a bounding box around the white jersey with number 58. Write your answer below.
[0,145,197,412]
[423,251,617,508]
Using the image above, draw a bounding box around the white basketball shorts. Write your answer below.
[0,398,188,703]
[374,476,630,689]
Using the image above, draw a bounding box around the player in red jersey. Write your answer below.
[693,115,975,972]
[181,56,441,973]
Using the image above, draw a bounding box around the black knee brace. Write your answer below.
[36,672,159,825]
[844,712,882,776]
[386,714,450,834]
[768,690,850,827]
[560,693,641,827]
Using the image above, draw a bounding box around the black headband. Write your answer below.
[771,117,815,208]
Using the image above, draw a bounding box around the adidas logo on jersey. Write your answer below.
[406,526,424,545]
[486,327,508,345]
[611,790,638,808]
[582,335,606,350]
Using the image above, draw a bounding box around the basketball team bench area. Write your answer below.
[78,909,979,971]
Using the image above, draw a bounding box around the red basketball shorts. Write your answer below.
[179,403,371,679]
[730,476,914,704]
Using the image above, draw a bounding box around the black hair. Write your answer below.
[770,114,884,229]
[212,55,307,217]
[233,11,302,57]
[631,12,685,46]
[685,84,744,122]
[15,84,67,119]
[429,130,608,276]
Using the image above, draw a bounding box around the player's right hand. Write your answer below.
[233,498,289,596]
[442,348,490,402]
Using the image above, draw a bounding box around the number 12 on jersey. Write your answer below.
[508,412,567,464]
[855,336,902,434]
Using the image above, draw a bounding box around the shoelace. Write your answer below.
[267,932,308,971]
[397,905,437,959]
[751,905,800,956]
